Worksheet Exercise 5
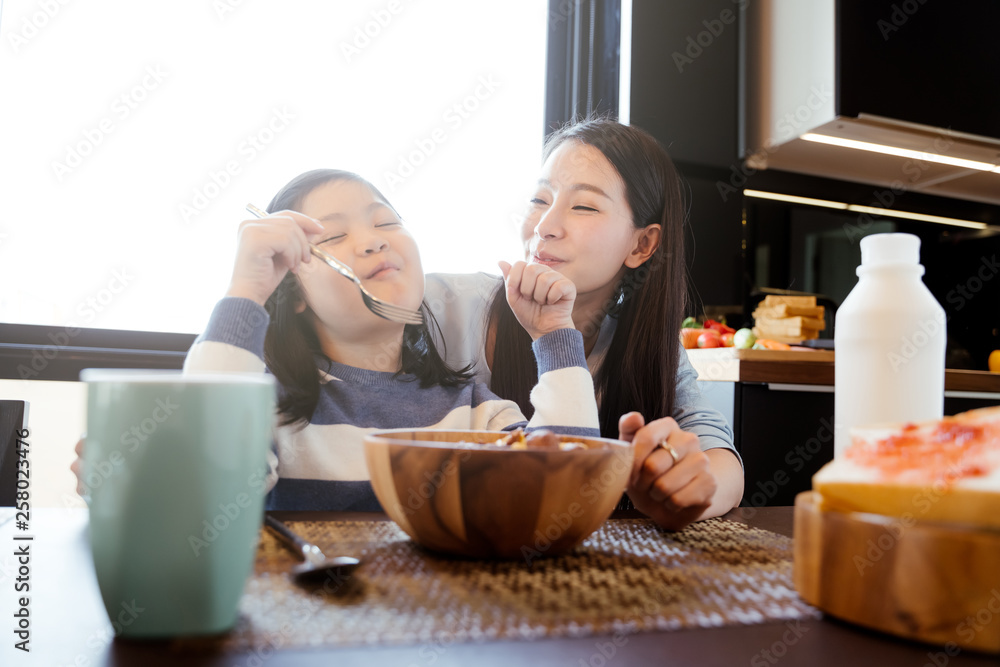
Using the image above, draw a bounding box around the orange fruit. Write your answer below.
[989,350,1000,373]
[680,328,703,349]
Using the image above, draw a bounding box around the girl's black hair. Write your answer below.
[262,168,473,426]
[488,119,687,438]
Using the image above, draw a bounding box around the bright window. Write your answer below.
[0,0,546,333]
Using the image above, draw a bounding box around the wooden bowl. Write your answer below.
[363,429,633,560]
[794,491,1000,653]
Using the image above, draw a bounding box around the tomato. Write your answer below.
[721,332,735,347]
[703,319,736,335]
[697,331,722,348]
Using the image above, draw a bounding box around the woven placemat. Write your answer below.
[179,517,819,652]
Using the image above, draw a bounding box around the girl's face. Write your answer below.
[521,140,659,300]
[295,179,424,339]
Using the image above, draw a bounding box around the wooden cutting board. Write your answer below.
[793,491,1000,654]
[686,347,835,363]
[686,347,834,382]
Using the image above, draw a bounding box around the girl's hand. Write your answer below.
[619,412,718,531]
[498,260,575,340]
[226,211,326,306]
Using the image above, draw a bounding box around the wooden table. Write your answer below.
[4,507,998,667]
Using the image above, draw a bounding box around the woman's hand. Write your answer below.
[225,210,326,306]
[619,412,718,531]
[498,260,575,340]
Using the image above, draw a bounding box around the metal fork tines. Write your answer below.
[245,204,424,326]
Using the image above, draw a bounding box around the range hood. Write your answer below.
[741,0,1000,207]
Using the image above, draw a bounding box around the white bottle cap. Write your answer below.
[860,233,921,266]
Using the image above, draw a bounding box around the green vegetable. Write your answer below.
[681,316,701,329]
[734,328,756,349]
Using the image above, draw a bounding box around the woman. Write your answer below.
[424,118,744,529]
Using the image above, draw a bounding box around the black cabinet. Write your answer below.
[837,0,1000,140]
[629,0,740,169]
[737,384,834,508]
[628,0,746,309]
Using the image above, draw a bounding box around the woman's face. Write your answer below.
[295,179,424,338]
[521,140,656,300]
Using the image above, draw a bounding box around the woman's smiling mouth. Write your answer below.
[531,251,565,267]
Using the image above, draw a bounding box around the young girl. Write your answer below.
[183,169,600,511]
[424,119,744,530]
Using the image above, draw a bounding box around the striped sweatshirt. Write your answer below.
[183,297,601,511]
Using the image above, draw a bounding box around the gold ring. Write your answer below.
[658,440,681,465]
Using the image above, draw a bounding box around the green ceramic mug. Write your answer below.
[81,369,275,637]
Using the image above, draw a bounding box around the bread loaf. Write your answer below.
[751,328,819,344]
[754,304,826,318]
[763,295,816,307]
[753,296,826,344]
[752,315,826,333]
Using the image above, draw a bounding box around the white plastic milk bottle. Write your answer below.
[833,233,946,457]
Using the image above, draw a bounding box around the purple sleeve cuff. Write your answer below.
[198,297,270,359]
[532,328,588,376]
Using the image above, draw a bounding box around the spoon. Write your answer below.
[265,515,361,582]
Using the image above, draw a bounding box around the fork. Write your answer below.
[245,204,424,325]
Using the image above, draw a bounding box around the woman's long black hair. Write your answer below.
[262,169,472,426]
[488,119,687,438]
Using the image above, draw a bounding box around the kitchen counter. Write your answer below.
[689,348,1000,507]
[687,348,1000,392]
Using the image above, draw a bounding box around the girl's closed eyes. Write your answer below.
[317,220,402,245]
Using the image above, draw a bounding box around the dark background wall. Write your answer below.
[629,0,745,314]
[626,0,1000,367]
